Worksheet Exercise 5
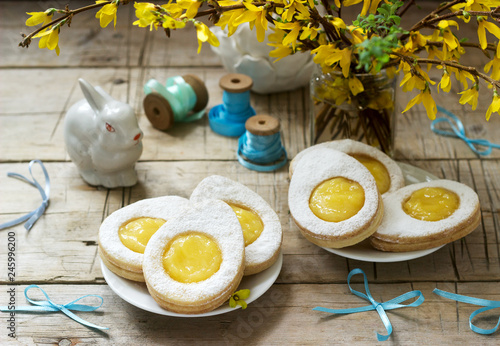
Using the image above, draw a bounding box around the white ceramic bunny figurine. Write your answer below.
[64,79,143,188]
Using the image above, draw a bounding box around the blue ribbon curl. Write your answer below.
[433,288,500,335]
[431,106,500,156]
[313,268,425,341]
[0,285,108,330]
[0,160,50,231]
[237,131,287,172]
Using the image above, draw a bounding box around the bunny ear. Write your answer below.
[78,79,108,114]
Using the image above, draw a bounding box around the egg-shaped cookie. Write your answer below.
[143,199,245,314]
[289,148,383,248]
[99,196,189,282]
[190,175,282,276]
[370,180,481,252]
[289,139,404,194]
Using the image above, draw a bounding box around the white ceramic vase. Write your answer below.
[210,25,315,94]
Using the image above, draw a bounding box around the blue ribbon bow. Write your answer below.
[0,285,108,330]
[433,288,500,335]
[313,268,425,341]
[0,160,50,231]
[431,106,500,156]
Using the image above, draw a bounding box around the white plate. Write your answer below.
[322,162,445,262]
[101,251,282,317]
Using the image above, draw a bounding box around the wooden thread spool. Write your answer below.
[143,74,208,131]
[208,73,256,137]
[237,115,287,172]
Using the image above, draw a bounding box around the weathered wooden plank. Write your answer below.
[1,282,499,345]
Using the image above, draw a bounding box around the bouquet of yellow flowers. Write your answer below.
[20,0,500,125]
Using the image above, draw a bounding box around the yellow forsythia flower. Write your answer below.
[268,43,293,61]
[486,92,500,121]
[25,11,53,26]
[177,0,201,19]
[133,2,157,30]
[484,55,500,81]
[33,27,60,55]
[95,1,118,28]
[275,22,301,49]
[282,0,310,22]
[233,2,268,42]
[229,289,250,309]
[403,89,437,120]
[194,22,219,53]
[458,86,479,110]
[438,70,451,93]
[477,17,500,50]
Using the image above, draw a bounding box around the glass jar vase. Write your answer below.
[310,67,397,156]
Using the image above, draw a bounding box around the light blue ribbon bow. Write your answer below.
[433,288,500,335]
[431,106,500,156]
[313,268,425,341]
[0,285,108,330]
[0,160,50,231]
[237,131,288,172]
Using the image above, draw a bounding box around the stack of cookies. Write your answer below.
[289,139,480,252]
[99,176,282,314]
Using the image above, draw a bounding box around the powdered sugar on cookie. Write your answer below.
[290,139,404,193]
[143,199,244,304]
[190,175,282,275]
[99,196,190,272]
[373,179,480,239]
[289,148,380,237]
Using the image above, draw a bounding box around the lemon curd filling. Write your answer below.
[229,204,264,246]
[119,217,166,253]
[309,177,365,222]
[162,233,222,283]
[351,154,391,194]
[403,187,460,221]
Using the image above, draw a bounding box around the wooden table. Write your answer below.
[1,1,499,344]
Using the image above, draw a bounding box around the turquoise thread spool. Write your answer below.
[143,74,209,130]
[209,73,256,137]
[237,115,288,172]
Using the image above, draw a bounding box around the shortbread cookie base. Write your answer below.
[190,175,282,276]
[371,204,480,252]
[99,247,145,282]
[294,194,384,248]
[370,179,481,252]
[147,261,244,314]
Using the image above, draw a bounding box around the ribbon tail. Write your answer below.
[0,210,37,230]
[313,305,375,314]
[58,306,109,330]
[469,306,500,335]
[433,288,499,307]
[181,109,205,123]
[24,202,48,231]
[375,305,393,342]
[0,306,59,312]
